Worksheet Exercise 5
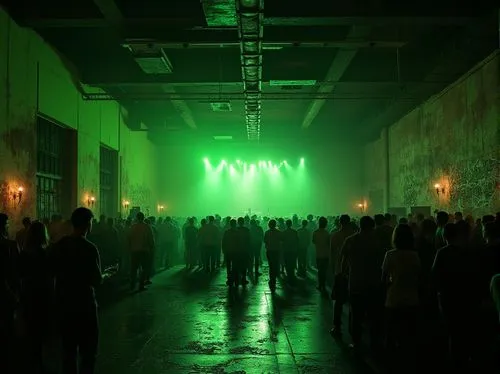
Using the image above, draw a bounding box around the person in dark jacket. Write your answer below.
[19,221,53,373]
[51,208,102,374]
[0,213,19,374]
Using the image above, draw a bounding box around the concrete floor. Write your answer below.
[95,266,373,374]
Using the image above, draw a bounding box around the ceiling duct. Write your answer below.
[236,0,263,141]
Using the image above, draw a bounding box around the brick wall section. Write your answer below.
[0,8,161,230]
[364,51,499,217]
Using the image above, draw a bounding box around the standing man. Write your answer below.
[51,207,102,374]
[249,219,264,277]
[297,220,311,277]
[128,212,155,291]
[329,214,355,336]
[264,219,282,292]
[313,216,330,292]
[198,216,220,273]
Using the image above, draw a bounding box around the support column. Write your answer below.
[381,127,390,212]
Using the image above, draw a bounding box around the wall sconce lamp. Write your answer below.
[434,183,445,196]
[357,202,367,214]
[87,195,96,208]
[123,200,130,210]
[12,186,24,206]
[158,205,165,213]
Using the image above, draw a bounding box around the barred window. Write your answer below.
[36,117,65,220]
[100,146,118,218]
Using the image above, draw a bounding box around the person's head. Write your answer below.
[136,212,145,222]
[165,216,172,223]
[301,219,308,228]
[200,218,207,226]
[454,212,463,222]
[436,211,449,226]
[359,216,375,232]
[268,219,277,229]
[338,214,350,228]
[71,207,94,236]
[392,224,415,250]
[22,217,31,228]
[482,215,495,225]
[107,217,114,226]
[484,222,500,243]
[0,213,9,236]
[416,213,425,223]
[399,217,408,225]
[188,217,195,225]
[208,216,215,224]
[24,221,49,250]
[444,221,469,246]
[286,219,292,228]
[374,214,385,227]
[421,219,437,240]
[318,216,328,229]
[230,219,237,228]
[237,217,245,227]
[250,219,256,226]
[384,213,392,224]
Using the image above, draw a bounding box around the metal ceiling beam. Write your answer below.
[236,0,264,141]
[301,25,371,129]
[264,16,482,26]
[92,0,123,27]
[22,14,486,29]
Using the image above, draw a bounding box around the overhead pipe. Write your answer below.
[236,0,264,141]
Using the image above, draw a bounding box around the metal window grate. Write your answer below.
[100,146,117,218]
[36,117,65,220]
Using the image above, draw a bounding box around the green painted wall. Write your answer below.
[0,8,160,229]
[364,51,500,217]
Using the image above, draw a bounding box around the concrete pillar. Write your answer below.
[380,127,390,212]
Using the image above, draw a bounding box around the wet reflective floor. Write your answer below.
[96,266,374,374]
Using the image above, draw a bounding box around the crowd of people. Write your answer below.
[1,208,499,373]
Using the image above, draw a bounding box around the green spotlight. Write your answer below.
[300,157,305,165]
[203,157,209,163]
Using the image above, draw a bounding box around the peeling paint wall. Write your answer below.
[0,8,160,231]
[364,51,500,217]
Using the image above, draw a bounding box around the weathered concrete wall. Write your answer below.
[0,8,160,230]
[364,51,499,217]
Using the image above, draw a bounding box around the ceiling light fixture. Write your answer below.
[269,80,317,86]
[213,136,233,140]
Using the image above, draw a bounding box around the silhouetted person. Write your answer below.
[282,219,298,280]
[341,216,385,351]
[296,220,311,277]
[184,218,199,269]
[198,216,220,273]
[435,211,449,249]
[330,214,354,336]
[51,207,102,374]
[0,213,19,374]
[128,212,155,290]
[15,216,31,250]
[382,224,421,372]
[432,221,481,371]
[222,219,238,286]
[19,221,52,373]
[264,219,282,292]
[313,216,330,291]
[236,217,251,285]
[249,219,264,276]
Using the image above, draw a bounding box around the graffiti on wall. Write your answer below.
[448,157,499,214]
[127,184,152,216]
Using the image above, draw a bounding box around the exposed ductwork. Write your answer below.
[236,0,263,141]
